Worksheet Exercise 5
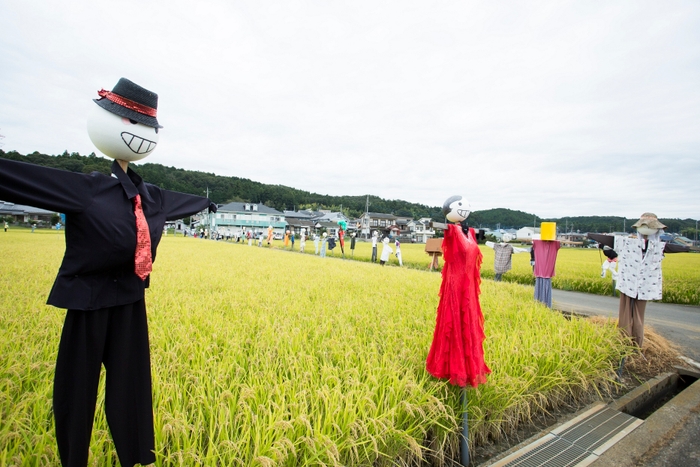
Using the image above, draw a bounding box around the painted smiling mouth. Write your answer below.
[121,132,157,154]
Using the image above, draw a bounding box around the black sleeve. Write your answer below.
[603,249,618,259]
[0,158,92,213]
[587,233,614,248]
[664,243,690,253]
[161,189,217,221]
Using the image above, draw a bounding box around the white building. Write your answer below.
[516,226,540,241]
[203,202,286,236]
[408,218,436,243]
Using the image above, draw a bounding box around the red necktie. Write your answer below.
[133,194,152,280]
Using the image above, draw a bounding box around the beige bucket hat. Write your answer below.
[631,212,666,230]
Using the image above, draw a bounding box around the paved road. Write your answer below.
[552,289,700,362]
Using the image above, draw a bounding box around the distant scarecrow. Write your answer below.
[337,219,347,256]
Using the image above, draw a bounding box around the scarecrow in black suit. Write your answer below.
[0,78,216,466]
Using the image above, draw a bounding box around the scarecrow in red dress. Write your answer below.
[426,195,490,466]
[426,195,490,387]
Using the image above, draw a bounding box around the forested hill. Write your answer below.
[1,150,696,234]
[0,149,443,219]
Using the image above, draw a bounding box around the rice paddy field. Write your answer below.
[0,229,680,466]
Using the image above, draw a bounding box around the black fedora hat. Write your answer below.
[93,77,162,128]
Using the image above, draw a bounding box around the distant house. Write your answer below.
[207,202,286,236]
[316,220,343,237]
[283,210,317,235]
[0,201,56,225]
[358,212,398,238]
[315,211,349,224]
[392,215,414,241]
[164,219,188,233]
[490,228,518,242]
[557,232,586,245]
[307,211,352,237]
[407,218,436,243]
[516,227,540,242]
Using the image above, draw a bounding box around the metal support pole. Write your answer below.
[617,357,626,381]
[460,388,470,467]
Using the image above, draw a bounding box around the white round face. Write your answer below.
[87,105,159,161]
[444,196,471,223]
[636,226,659,236]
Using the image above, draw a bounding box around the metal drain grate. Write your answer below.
[488,403,643,467]
[555,406,641,454]
[497,435,591,467]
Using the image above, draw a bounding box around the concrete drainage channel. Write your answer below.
[480,368,700,467]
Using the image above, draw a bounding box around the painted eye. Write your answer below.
[129,119,138,124]
[155,127,159,134]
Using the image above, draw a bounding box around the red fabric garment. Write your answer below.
[338,228,345,248]
[532,240,560,278]
[426,225,490,388]
[133,194,152,280]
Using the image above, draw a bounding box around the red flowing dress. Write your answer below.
[426,224,491,388]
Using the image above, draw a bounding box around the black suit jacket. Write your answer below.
[0,158,216,310]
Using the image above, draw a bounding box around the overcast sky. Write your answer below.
[1,1,698,219]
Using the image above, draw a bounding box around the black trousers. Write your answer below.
[53,300,155,467]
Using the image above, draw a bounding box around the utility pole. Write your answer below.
[205,186,212,231]
[364,195,370,239]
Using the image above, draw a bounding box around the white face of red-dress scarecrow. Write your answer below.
[87,104,159,161]
[443,196,471,223]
